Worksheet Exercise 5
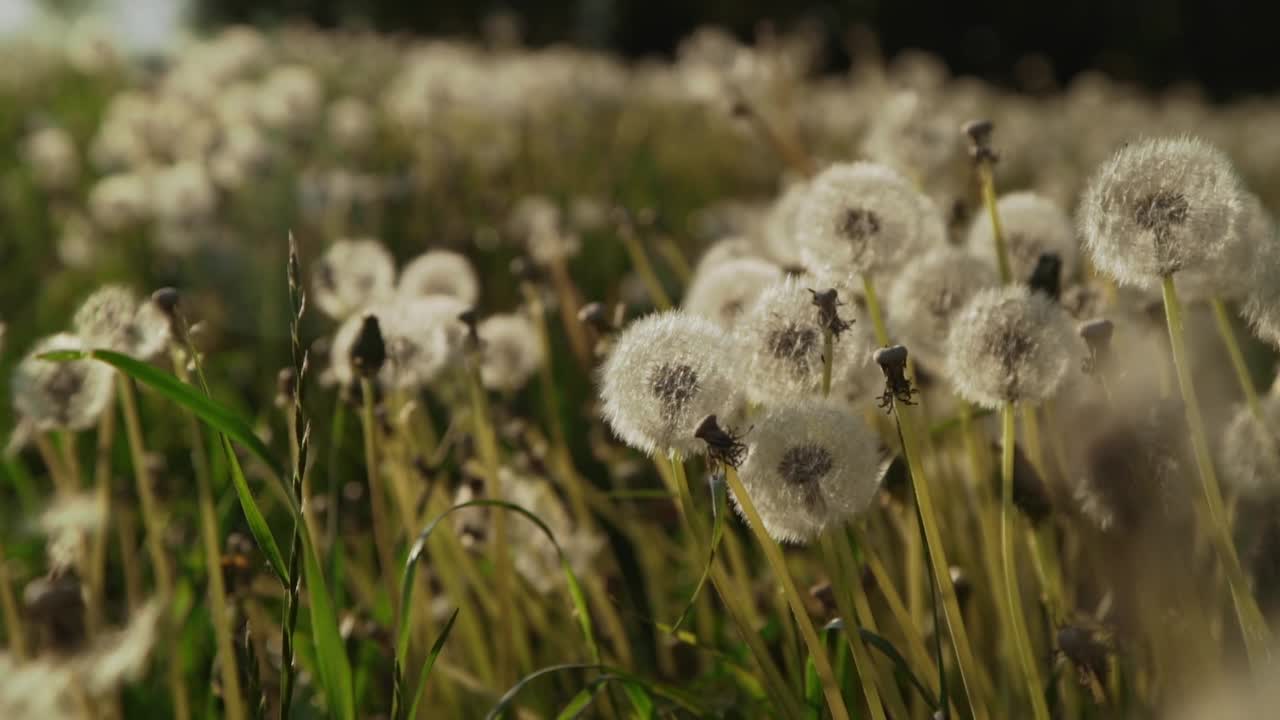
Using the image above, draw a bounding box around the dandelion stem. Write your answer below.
[1210,297,1267,423]
[1161,275,1273,666]
[822,327,835,396]
[1001,402,1051,720]
[619,226,672,310]
[87,409,117,637]
[117,374,189,720]
[721,465,851,720]
[359,378,400,613]
[976,162,1013,284]
[0,543,26,660]
[893,405,989,720]
[862,276,890,347]
[819,532,892,720]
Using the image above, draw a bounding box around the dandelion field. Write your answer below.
[6,21,1280,719]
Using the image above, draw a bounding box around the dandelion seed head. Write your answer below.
[1221,391,1280,496]
[509,195,580,266]
[12,333,114,432]
[967,192,1078,282]
[397,250,480,306]
[37,493,106,538]
[478,312,543,391]
[312,238,396,320]
[151,161,217,230]
[329,297,464,390]
[88,172,150,232]
[738,276,874,405]
[736,400,884,543]
[327,96,376,153]
[599,311,743,457]
[861,90,961,181]
[888,247,999,368]
[796,162,945,278]
[1080,136,1245,289]
[945,285,1079,408]
[693,235,765,276]
[73,285,170,359]
[23,126,79,192]
[761,179,810,266]
[682,257,782,329]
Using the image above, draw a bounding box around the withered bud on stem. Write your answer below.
[962,119,998,163]
[694,414,748,469]
[874,344,918,412]
[808,288,854,339]
[1028,252,1063,301]
[350,314,386,378]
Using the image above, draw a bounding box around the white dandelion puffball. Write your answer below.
[888,247,1000,369]
[327,96,376,153]
[860,90,960,182]
[12,333,114,432]
[1221,392,1280,495]
[796,162,946,279]
[737,276,872,405]
[681,257,782,329]
[1244,237,1280,349]
[1182,191,1275,302]
[509,195,580,266]
[312,238,396,320]
[1080,136,1246,289]
[761,179,810,267]
[967,192,1078,283]
[599,311,743,458]
[736,399,885,544]
[692,235,765,276]
[397,250,480,306]
[329,297,466,390]
[23,126,80,192]
[88,172,150,232]
[945,285,1079,408]
[73,285,171,359]
[478,313,543,391]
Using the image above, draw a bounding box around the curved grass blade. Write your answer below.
[42,349,284,477]
[485,664,705,720]
[825,619,940,711]
[41,349,291,583]
[402,609,460,720]
[553,685,602,720]
[620,682,655,719]
[552,677,654,720]
[395,498,600,686]
[671,473,727,633]
[40,350,352,717]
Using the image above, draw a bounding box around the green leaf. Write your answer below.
[671,474,726,633]
[485,664,706,720]
[221,435,290,584]
[42,349,284,478]
[553,686,602,720]
[620,681,655,719]
[394,499,600,682]
[301,529,355,720]
[825,619,940,711]
[403,609,460,720]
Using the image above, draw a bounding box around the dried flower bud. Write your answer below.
[1027,252,1062,300]
[735,399,885,544]
[1080,136,1245,289]
[961,118,997,162]
[945,285,1079,408]
[350,315,387,378]
[150,287,180,316]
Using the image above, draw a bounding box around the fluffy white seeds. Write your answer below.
[795,162,946,279]
[1079,136,1245,289]
[73,285,170,359]
[397,250,480,306]
[736,276,872,405]
[1221,390,1280,495]
[888,247,999,368]
[12,333,114,432]
[735,399,885,544]
[967,192,1078,283]
[681,257,782,329]
[312,238,396,320]
[478,313,544,391]
[945,285,1079,408]
[329,297,466,390]
[599,311,742,457]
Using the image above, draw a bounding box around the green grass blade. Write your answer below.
[301,530,355,720]
[485,664,705,720]
[394,498,600,679]
[620,681,655,719]
[671,474,726,633]
[403,609,460,720]
[553,685,602,720]
[221,435,290,584]
[825,619,940,711]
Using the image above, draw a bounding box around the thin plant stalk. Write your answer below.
[1161,275,1272,665]
[0,543,26,660]
[893,405,989,720]
[1001,403,1051,720]
[173,353,246,720]
[117,374,189,720]
[87,409,117,637]
[862,276,890,347]
[721,465,851,720]
[34,432,73,496]
[1211,297,1272,435]
[819,533,892,720]
[976,162,1013,284]
[619,226,672,310]
[359,378,400,612]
